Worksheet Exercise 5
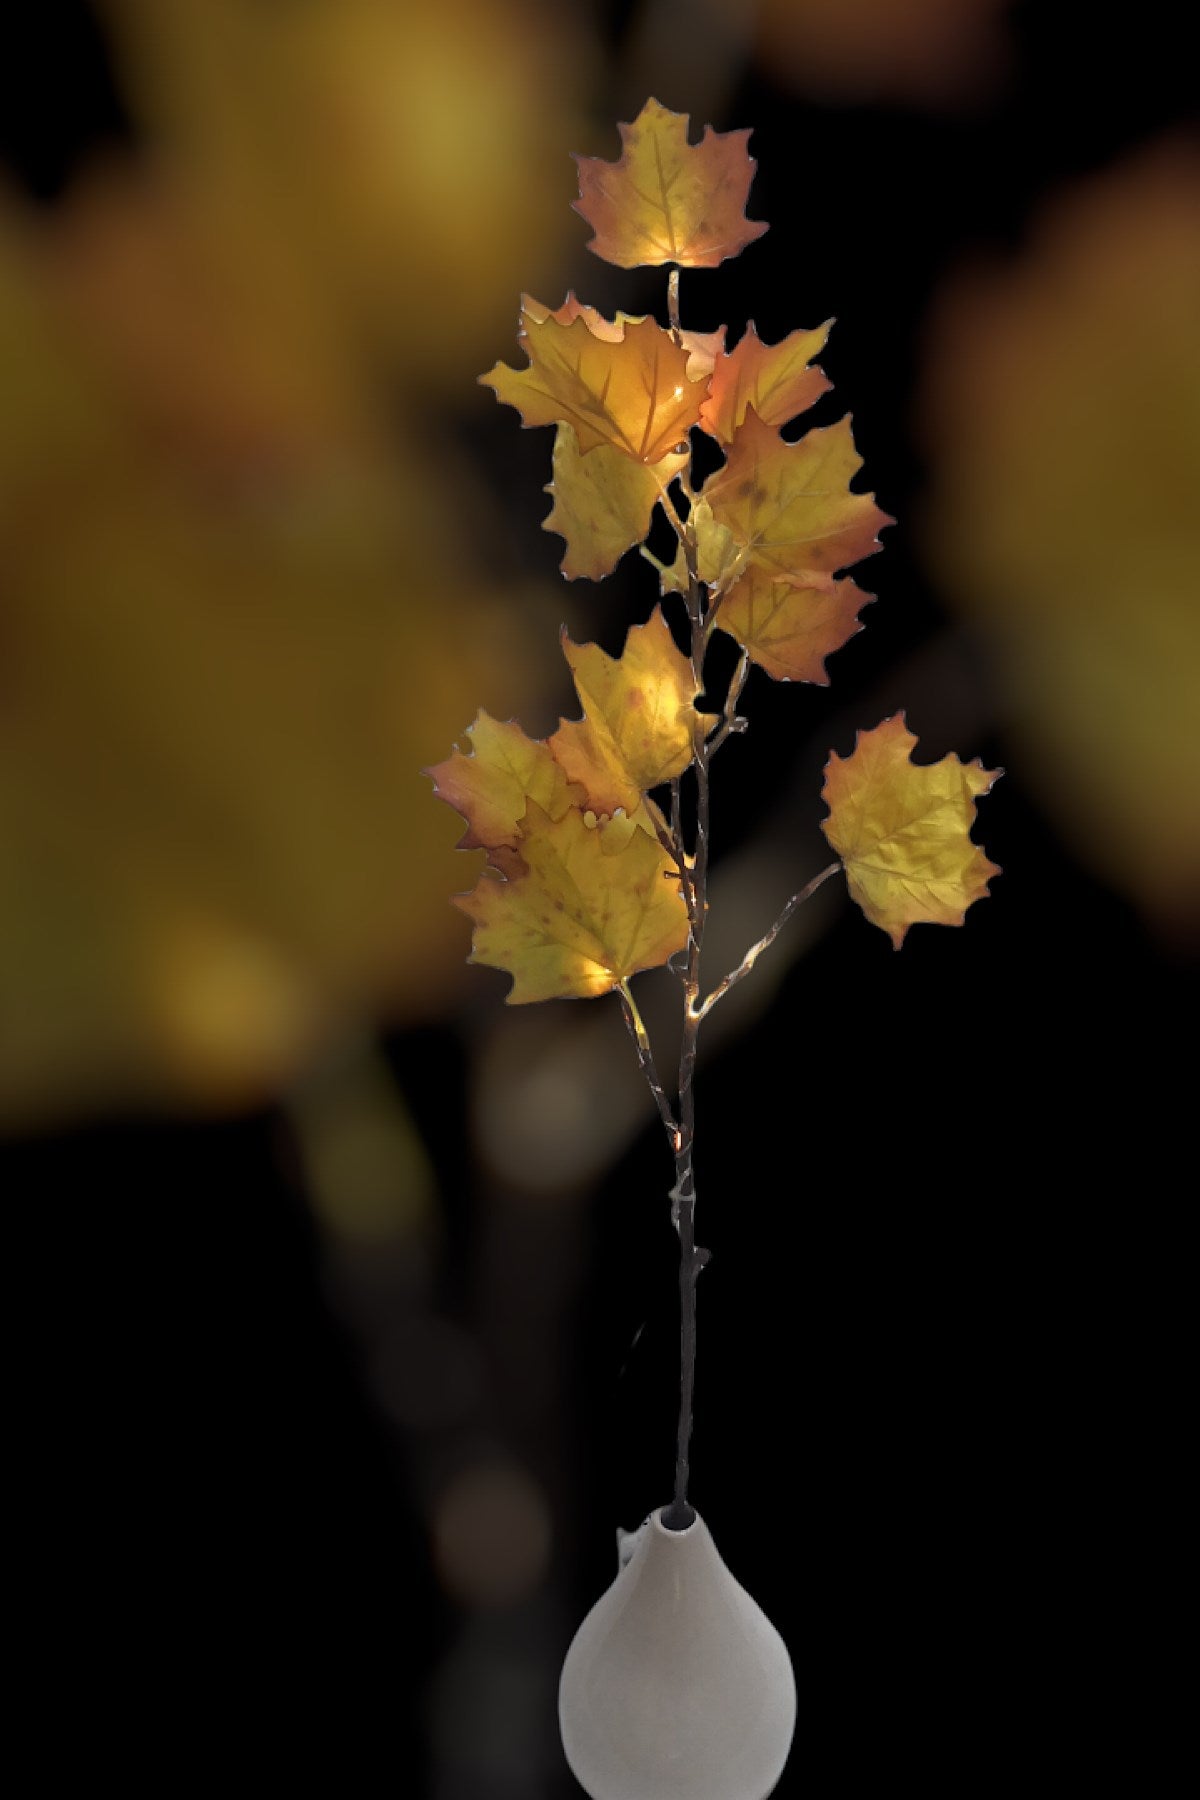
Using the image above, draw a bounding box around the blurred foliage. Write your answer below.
[749,0,1011,104]
[921,138,1200,942]
[0,0,590,1124]
[654,0,1012,109]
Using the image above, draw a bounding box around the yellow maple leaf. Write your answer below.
[572,97,768,269]
[702,407,891,588]
[647,494,867,684]
[720,575,870,684]
[424,712,579,854]
[520,291,626,342]
[549,608,715,816]
[480,302,705,465]
[821,714,1001,948]
[456,803,688,1002]
[700,319,833,444]
[544,427,688,582]
[515,295,688,579]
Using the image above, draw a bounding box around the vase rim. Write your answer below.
[651,1503,702,1539]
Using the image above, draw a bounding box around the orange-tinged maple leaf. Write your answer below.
[425,711,578,854]
[702,408,892,589]
[544,427,688,581]
[550,608,715,816]
[572,97,768,270]
[522,295,720,373]
[821,713,1001,948]
[700,320,833,443]
[720,575,870,684]
[456,802,688,1002]
[480,303,705,465]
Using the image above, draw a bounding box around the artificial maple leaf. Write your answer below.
[649,494,867,683]
[719,575,870,684]
[572,97,768,270]
[456,802,688,1002]
[549,608,715,816]
[700,320,833,443]
[821,714,1001,948]
[425,712,578,854]
[702,408,891,590]
[522,294,719,371]
[544,427,688,581]
[679,325,727,383]
[521,290,625,342]
[480,303,704,465]
[515,296,688,578]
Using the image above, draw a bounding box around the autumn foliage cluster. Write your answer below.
[430,100,999,1004]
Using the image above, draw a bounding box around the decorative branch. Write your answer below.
[433,95,1002,1551]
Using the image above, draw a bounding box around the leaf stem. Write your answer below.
[697,861,842,1022]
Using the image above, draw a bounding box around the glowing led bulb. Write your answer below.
[559,1507,796,1800]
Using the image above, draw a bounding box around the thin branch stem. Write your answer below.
[667,266,681,338]
[665,443,712,1530]
[705,648,751,757]
[645,795,688,881]
[696,862,842,1022]
[670,778,697,935]
[618,981,680,1149]
[701,544,752,640]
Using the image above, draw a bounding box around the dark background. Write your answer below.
[3,4,1191,1794]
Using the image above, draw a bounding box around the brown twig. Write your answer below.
[705,648,751,757]
[618,981,680,1150]
[697,862,842,1022]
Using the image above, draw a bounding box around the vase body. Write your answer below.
[559,1506,795,1800]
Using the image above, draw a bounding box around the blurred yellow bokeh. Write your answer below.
[921,137,1200,941]
[0,0,592,1124]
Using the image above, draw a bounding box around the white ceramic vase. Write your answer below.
[559,1506,796,1800]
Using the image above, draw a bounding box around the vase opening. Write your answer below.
[658,1500,697,1533]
